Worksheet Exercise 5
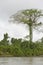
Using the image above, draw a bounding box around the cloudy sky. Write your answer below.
[0,0,43,41]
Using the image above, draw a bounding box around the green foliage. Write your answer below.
[0,36,43,56]
[0,33,9,46]
[0,33,43,56]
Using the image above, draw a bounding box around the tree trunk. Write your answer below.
[29,25,32,48]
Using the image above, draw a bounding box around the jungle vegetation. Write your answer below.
[0,9,43,56]
[0,33,43,56]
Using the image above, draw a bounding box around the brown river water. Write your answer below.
[0,57,43,65]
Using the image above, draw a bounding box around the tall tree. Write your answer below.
[10,9,43,48]
[0,33,9,45]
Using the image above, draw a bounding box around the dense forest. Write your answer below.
[0,33,43,57]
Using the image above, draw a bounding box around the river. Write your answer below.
[0,57,43,65]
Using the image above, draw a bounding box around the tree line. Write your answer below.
[0,33,43,56]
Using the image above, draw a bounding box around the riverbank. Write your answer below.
[0,43,43,57]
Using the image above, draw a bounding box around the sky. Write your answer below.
[0,0,43,41]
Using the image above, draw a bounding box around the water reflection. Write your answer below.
[0,57,43,65]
